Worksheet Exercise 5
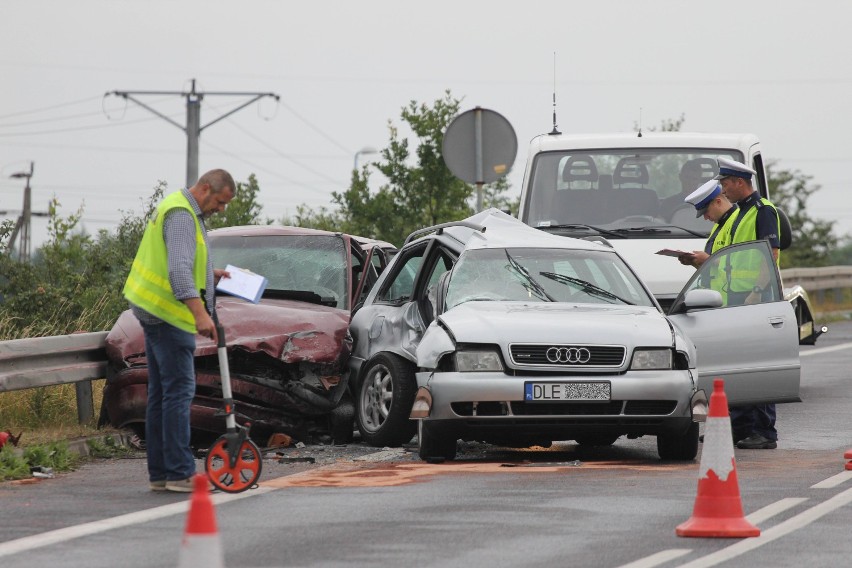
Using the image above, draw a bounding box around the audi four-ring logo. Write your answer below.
[546,346,591,364]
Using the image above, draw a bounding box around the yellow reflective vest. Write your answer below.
[123,191,207,333]
[703,207,737,303]
[727,198,780,294]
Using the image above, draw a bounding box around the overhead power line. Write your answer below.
[105,78,280,187]
[0,96,102,121]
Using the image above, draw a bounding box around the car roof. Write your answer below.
[208,224,395,251]
[434,209,611,253]
[528,131,760,154]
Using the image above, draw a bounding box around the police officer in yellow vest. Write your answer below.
[716,157,781,451]
[124,169,235,491]
[678,179,738,268]
[677,180,739,303]
[717,157,781,302]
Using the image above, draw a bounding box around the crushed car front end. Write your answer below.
[414,302,702,457]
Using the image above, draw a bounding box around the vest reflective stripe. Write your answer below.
[728,198,780,293]
[704,213,737,303]
[123,192,207,333]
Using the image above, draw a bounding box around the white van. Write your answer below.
[518,131,823,344]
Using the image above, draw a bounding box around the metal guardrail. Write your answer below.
[0,266,849,425]
[0,331,108,423]
[781,266,852,291]
[781,266,852,305]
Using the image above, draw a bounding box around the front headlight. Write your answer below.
[630,349,673,370]
[455,350,504,372]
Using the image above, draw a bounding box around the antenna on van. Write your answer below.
[637,107,643,137]
[549,52,561,135]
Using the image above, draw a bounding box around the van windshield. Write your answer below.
[524,149,743,238]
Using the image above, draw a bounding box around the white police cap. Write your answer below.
[714,157,757,180]
[684,179,722,218]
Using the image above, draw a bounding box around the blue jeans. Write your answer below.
[142,321,197,482]
[730,403,777,442]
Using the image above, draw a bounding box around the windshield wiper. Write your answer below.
[263,289,337,307]
[649,224,709,238]
[611,226,672,234]
[538,271,634,305]
[535,224,627,239]
[504,250,555,302]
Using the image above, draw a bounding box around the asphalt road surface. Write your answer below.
[1,320,850,567]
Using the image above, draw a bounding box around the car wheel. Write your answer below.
[574,434,620,447]
[356,353,417,447]
[328,390,355,444]
[657,422,699,460]
[417,420,457,461]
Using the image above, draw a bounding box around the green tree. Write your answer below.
[288,91,515,246]
[767,162,838,268]
[206,173,270,229]
[0,175,264,337]
[828,240,852,265]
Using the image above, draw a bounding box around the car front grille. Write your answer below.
[509,344,626,368]
[450,400,678,417]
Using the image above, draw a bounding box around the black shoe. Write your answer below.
[736,433,777,450]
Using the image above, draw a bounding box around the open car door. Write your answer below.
[668,240,801,405]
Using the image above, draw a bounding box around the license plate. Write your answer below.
[524,382,611,401]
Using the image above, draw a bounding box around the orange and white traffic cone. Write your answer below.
[845,449,852,471]
[676,378,760,538]
[178,474,224,568]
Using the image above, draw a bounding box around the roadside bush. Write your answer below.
[0,445,31,480]
[0,441,80,481]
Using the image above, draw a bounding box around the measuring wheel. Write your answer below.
[205,434,263,493]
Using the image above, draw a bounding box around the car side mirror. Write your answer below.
[682,289,723,311]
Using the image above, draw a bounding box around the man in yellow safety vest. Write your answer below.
[123,169,236,491]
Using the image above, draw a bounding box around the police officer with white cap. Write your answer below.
[715,157,782,450]
[677,179,738,268]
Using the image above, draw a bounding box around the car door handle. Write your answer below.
[768,316,784,327]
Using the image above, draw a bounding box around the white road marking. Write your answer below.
[0,487,276,558]
[675,486,852,568]
[0,447,406,559]
[616,498,806,568]
[745,497,807,525]
[811,470,852,489]
[800,341,852,357]
[616,549,693,568]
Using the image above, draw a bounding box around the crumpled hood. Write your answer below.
[436,301,673,347]
[106,296,350,367]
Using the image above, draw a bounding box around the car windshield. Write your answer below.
[445,247,655,310]
[210,234,348,309]
[524,148,743,236]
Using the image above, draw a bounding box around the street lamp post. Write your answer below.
[354,146,379,170]
[9,161,34,262]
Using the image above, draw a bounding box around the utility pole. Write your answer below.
[107,79,279,187]
[7,161,34,262]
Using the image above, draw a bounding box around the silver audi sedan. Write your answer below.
[348,209,800,461]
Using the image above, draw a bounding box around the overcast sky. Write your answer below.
[2,0,851,249]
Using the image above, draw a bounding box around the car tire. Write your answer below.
[657,422,699,460]
[356,353,417,447]
[417,420,457,461]
[328,391,355,444]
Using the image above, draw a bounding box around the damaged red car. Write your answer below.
[100,225,394,445]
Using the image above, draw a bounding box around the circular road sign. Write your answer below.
[442,107,517,185]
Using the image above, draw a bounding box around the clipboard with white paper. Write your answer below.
[215,264,268,304]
